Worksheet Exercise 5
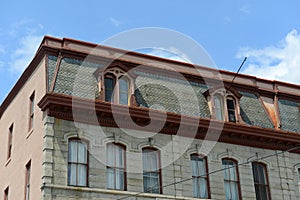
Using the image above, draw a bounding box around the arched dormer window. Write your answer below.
[204,86,241,123]
[94,64,135,105]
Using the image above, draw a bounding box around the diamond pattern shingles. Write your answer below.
[239,91,273,128]
[278,99,300,132]
[53,58,102,99]
[47,55,57,91]
[134,71,210,118]
[51,58,299,132]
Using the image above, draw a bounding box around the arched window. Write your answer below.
[142,148,162,194]
[222,158,241,200]
[252,162,271,200]
[214,94,224,121]
[68,138,89,186]
[103,69,132,105]
[191,154,210,198]
[119,77,129,105]
[106,143,126,190]
[104,74,115,103]
[204,87,241,123]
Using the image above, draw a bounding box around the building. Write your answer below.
[1,36,300,200]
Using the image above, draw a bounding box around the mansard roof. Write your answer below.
[1,36,300,137]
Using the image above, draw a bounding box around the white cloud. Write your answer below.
[141,47,192,63]
[239,5,250,14]
[237,29,300,84]
[9,35,43,73]
[109,17,122,27]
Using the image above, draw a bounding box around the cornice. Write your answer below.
[38,93,300,153]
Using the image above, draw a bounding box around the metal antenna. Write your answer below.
[231,57,247,83]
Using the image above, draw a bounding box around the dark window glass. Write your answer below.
[226,99,236,122]
[4,187,9,200]
[252,162,271,200]
[105,77,115,102]
[25,161,31,200]
[7,124,13,159]
[29,92,35,130]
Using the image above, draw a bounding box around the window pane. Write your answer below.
[116,169,124,190]
[105,77,115,102]
[200,178,208,198]
[226,99,236,122]
[107,144,114,166]
[107,168,115,189]
[230,182,239,200]
[68,164,77,185]
[78,164,87,186]
[214,95,224,120]
[68,141,78,162]
[78,142,87,163]
[116,147,124,168]
[119,78,128,91]
[120,92,128,105]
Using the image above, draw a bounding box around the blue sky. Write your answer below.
[1,0,300,104]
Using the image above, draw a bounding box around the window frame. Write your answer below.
[210,91,240,123]
[222,158,242,200]
[226,96,237,123]
[142,147,162,194]
[97,67,133,105]
[252,162,271,200]
[24,161,31,200]
[28,92,35,131]
[67,138,89,187]
[106,143,127,190]
[190,154,210,199]
[4,187,9,200]
[7,124,13,160]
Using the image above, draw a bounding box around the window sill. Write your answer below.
[5,158,11,167]
[42,184,210,200]
[26,128,34,139]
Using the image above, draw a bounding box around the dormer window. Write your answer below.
[205,86,241,123]
[94,64,135,106]
[226,97,237,122]
[104,70,131,105]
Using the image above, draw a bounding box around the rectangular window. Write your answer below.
[7,124,13,159]
[4,187,9,200]
[25,161,31,200]
[222,159,241,200]
[252,162,271,200]
[106,143,126,190]
[226,99,236,122]
[142,148,161,194]
[28,92,35,131]
[68,139,88,186]
[191,154,209,198]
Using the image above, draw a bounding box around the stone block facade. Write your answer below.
[41,116,300,200]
